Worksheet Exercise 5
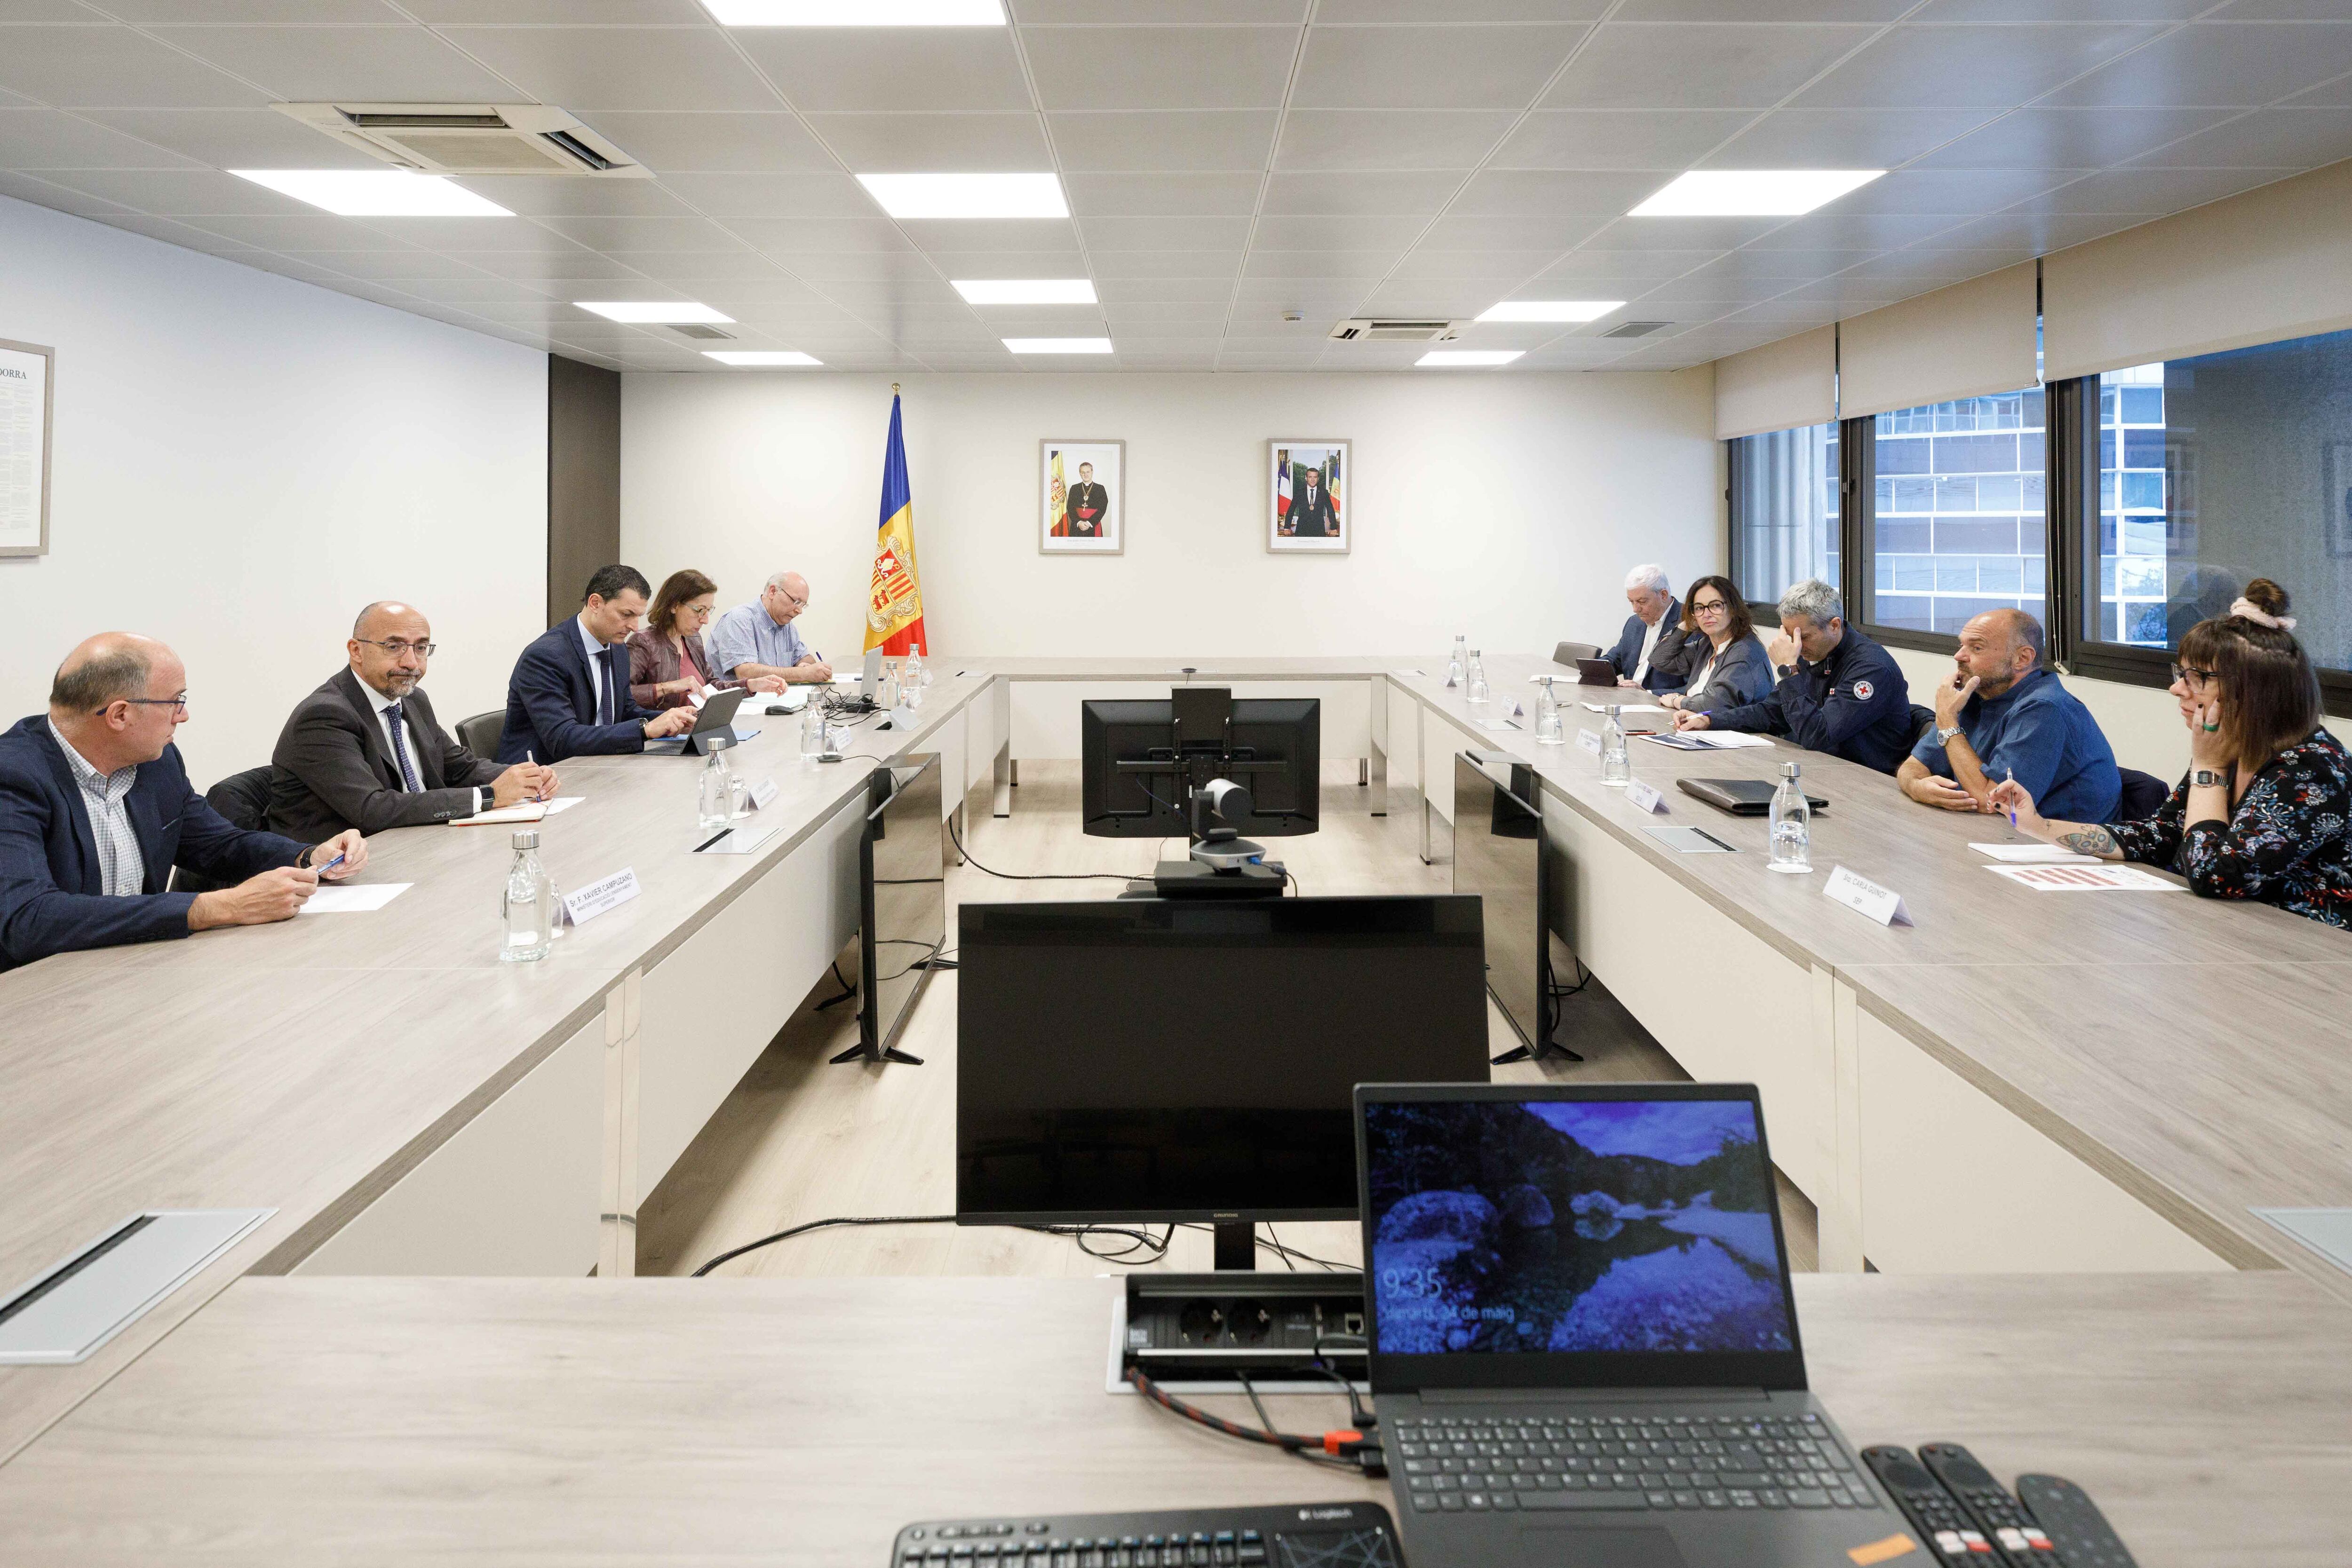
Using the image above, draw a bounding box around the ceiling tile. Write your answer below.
[1716,301,1847,325]
[453,178,698,218]
[1048,111,1277,172]
[1579,215,1782,249]
[1253,211,1432,248]
[730,215,912,252]
[143,25,520,102]
[1740,211,1976,249]
[733,27,1033,113]
[450,250,658,281]
[1793,24,2164,109]
[1526,248,1723,282]
[437,25,782,112]
[1819,166,2085,214]
[919,249,1090,276]
[81,212,255,248]
[1096,277,1239,301]
[1079,214,1254,248]
[2282,73,2352,106]
[803,112,1050,173]
[0,108,207,169]
[1679,246,1882,280]
[1820,249,2023,289]
[173,212,425,248]
[1911,105,2237,168]
[1448,168,1664,215]
[614,250,793,280]
[2125,105,2352,166]
[348,215,598,251]
[104,0,412,17]
[1232,275,1379,302]
[1063,171,1263,214]
[1275,109,1517,171]
[279,248,507,280]
[1700,107,2000,168]
[2047,22,2352,106]
[658,173,879,219]
[0,25,272,108]
[1242,247,1399,276]
[1294,24,1590,110]
[1315,0,1604,17]
[570,111,835,174]
[76,108,386,168]
[1354,282,1505,314]
[1490,109,1756,169]
[15,166,321,214]
[2025,165,2293,211]
[1921,207,2157,251]
[773,251,943,283]
[1260,169,1462,214]
[1610,0,1911,17]
[1545,24,1878,111]
[898,217,1081,251]
[1387,247,1558,279]
[1024,26,1299,111]
[1416,211,1602,248]
[1092,249,1244,278]
[362,276,561,303]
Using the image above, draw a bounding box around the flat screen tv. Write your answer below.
[841,752,944,1067]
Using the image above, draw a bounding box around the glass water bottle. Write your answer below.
[902,646,925,706]
[1447,635,1467,688]
[1769,760,1812,873]
[801,697,826,758]
[1601,705,1631,786]
[500,829,555,963]
[1466,649,1490,705]
[697,742,737,829]
[1535,677,1564,744]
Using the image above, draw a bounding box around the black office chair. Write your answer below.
[169,765,277,894]
[456,710,503,759]
[1908,704,1937,748]
[1553,640,1601,668]
[2117,767,2171,820]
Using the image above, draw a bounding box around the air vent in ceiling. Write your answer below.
[1600,321,1672,339]
[668,324,736,341]
[273,103,649,179]
[1329,318,1462,343]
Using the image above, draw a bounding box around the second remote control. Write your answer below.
[2018,1474,2137,1568]
[1861,1447,1986,1566]
[1919,1442,2064,1565]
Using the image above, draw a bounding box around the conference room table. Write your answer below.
[1,652,2347,1490]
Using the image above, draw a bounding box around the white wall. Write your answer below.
[0,195,547,787]
[620,369,1719,680]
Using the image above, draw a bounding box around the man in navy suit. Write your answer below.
[1604,563,1700,695]
[497,565,699,765]
[0,633,369,972]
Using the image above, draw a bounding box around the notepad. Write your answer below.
[298,882,412,915]
[1984,863,2182,893]
[1971,842,2098,865]
[449,797,582,826]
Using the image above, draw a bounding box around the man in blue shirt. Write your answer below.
[1899,609,2120,822]
[1675,578,1915,774]
[707,572,833,686]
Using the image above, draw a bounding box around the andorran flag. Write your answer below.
[865,389,927,656]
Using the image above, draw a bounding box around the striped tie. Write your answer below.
[385,701,421,792]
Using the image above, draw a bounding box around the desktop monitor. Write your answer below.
[845,753,945,1066]
[955,895,1489,1259]
[1079,691,1319,839]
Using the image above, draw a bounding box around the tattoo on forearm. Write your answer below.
[2055,827,2119,859]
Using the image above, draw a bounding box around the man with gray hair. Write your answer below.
[1675,578,1914,774]
[1603,563,1700,694]
[0,633,369,971]
[707,571,833,686]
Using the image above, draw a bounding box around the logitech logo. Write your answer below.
[1298,1508,1356,1521]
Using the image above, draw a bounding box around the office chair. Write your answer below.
[2117,767,2170,820]
[456,711,503,759]
[1553,641,1601,667]
[169,765,277,894]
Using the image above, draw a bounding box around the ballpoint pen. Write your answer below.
[2005,765,2017,830]
[312,852,346,878]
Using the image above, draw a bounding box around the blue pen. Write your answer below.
[2004,766,2017,829]
[312,853,346,878]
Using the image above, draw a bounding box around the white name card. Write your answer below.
[1576,729,1602,755]
[563,868,640,927]
[744,776,779,812]
[1625,779,1667,814]
[1825,864,1911,927]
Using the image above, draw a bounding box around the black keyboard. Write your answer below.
[889,1502,1398,1568]
[1388,1409,1883,1517]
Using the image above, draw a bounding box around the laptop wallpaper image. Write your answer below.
[1364,1099,1794,1355]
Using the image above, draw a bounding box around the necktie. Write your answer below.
[598,646,619,726]
[384,702,421,792]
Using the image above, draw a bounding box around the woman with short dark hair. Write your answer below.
[628,570,784,711]
[1994,578,2352,929]
[1658,575,1772,716]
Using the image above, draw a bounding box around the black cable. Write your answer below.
[1236,1372,1360,1472]
[691,1213,953,1277]
[1279,865,1304,897]
[690,1214,1179,1276]
[947,811,1152,883]
[1126,1366,1378,1475]
[1263,1222,1300,1270]
[812,958,857,1010]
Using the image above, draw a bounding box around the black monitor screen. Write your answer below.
[957,896,1489,1225]
[1080,696,1320,839]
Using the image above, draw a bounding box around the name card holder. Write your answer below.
[1825,864,1911,927]
[1576,729,1602,756]
[1625,779,1667,813]
[563,868,640,927]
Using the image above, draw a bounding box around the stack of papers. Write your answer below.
[1638,730,1774,751]
[298,882,412,915]
[1970,842,2097,865]
[1984,863,2182,893]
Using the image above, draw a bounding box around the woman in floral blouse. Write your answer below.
[1992,578,2351,930]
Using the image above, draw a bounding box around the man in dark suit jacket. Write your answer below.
[271,601,558,839]
[1065,463,1109,537]
[1288,466,1338,538]
[1605,564,1701,695]
[0,633,367,972]
[497,565,699,765]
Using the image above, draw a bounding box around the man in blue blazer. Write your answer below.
[1604,563,1701,695]
[497,565,699,765]
[0,634,368,972]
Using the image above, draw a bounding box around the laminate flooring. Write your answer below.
[637,763,1819,1279]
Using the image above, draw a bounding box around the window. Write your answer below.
[1863,387,2047,637]
[1727,421,1839,610]
[2089,327,2352,674]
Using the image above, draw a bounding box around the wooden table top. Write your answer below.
[0,1270,2340,1567]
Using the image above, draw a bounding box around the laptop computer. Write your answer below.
[1352,1082,1895,1568]
[1574,658,1621,689]
[1677,778,1828,816]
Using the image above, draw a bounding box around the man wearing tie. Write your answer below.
[498,566,698,765]
[1065,462,1108,537]
[1289,464,1337,538]
[269,601,560,838]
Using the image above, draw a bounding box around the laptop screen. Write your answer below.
[1356,1085,1808,1392]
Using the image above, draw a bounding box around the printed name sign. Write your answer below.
[744,776,779,811]
[1824,864,1911,927]
[1576,729,1603,755]
[563,868,640,927]
[1625,779,1667,813]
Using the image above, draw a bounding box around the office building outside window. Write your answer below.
[2093,327,2352,673]
[1728,421,1838,610]
[1867,387,2046,636]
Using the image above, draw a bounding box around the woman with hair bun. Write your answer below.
[1993,578,2352,929]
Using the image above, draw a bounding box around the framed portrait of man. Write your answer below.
[1269,439,1348,554]
[1041,439,1124,554]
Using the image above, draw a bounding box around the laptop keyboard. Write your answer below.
[1389,1410,1883,1518]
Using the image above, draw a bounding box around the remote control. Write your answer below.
[1919,1442,2064,1565]
[1862,1446,1995,1567]
[2018,1474,2138,1568]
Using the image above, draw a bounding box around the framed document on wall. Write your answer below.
[0,339,53,559]
[1041,439,1123,554]
[1269,439,1348,554]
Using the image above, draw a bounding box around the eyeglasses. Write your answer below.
[1691,599,1730,615]
[356,639,437,657]
[108,696,188,715]
[2170,663,2217,687]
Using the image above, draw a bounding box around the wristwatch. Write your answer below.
[1932,724,1964,748]
[2191,768,2226,788]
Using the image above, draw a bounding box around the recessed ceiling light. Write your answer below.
[1629,170,1882,217]
[702,0,1001,20]
[1417,350,1523,368]
[575,301,733,325]
[705,350,824,366]
[1476,301,1624,324]
[954,278,1097,305]
[1004,338,1113,355]
[858,172,1067,220]
[229,168,511,218]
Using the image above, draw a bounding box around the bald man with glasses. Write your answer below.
[269,601,559,840]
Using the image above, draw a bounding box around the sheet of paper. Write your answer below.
[1580,701,1669,714]
[450,802,545,825]
[1970,841,2096,864]
[1984,863,2184,893]
[541,796,584,815]
[1691,731,1774,749]
[298,882,412,915]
